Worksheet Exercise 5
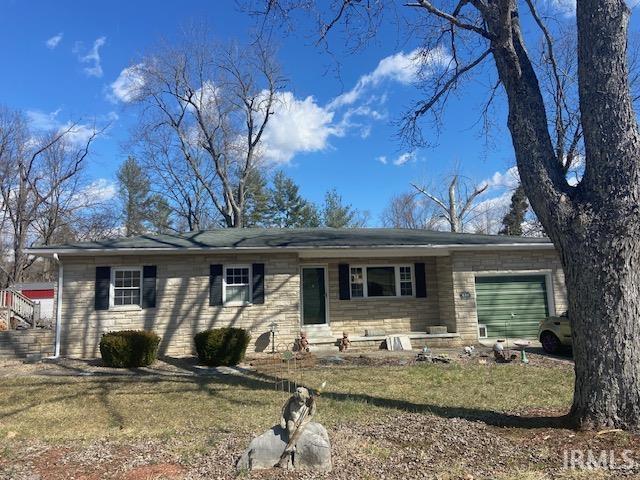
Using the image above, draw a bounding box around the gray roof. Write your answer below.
[27,228,552,255]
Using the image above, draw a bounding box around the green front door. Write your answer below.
[475,275,549,339]
[302,267,327,325]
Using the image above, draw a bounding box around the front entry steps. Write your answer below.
[302,325,338,352]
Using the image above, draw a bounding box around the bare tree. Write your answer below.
[257,0,640,430]
[0,107,99,284]
[412,175,488,233]
[380,191,442,230]
[126,31,285,228]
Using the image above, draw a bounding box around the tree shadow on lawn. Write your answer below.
[162,356,573,431]
[0,356,573,432]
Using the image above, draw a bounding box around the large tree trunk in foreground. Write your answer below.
[564,240,640,429]
[485,0,640,430]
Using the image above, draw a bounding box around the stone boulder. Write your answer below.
[236,422,332,472]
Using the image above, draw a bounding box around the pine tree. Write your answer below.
[148,195,173,234]
[322,189,366,228]
[116,157,155,236]
[266,171,320,227]
[499,184,528,236]
[243,170,270,227]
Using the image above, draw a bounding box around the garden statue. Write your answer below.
[236,385,331,472]
[339,332,351,352]
[296,331,310,352]
[280,387,316,436]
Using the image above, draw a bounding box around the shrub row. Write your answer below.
[99,327,250,368]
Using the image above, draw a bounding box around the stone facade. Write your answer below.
[0,329,55,363]
[60,253,300,357]
[53,248,567,358]
[310,257,442,336]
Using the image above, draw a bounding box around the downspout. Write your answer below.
[48,253,63,359]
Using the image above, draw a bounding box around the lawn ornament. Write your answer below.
[463,345,475,355]
[296,331,310,352]
[339,332,351,352]
[280,386,316,437]
[236,384,331,472]
[493,339,515,363]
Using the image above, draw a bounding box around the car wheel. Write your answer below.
[540,331,561,354]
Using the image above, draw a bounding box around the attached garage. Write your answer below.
[475,275,550,339]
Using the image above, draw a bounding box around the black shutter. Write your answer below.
[415,262,427,298]
[210,264,223,306]
[252,263,265,304]
[338,263,350,300]
[142,265,157,308]
[95,266,111,311]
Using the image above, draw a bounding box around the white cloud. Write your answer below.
[546,0,575,16]
[109,64,146,102]
[484,165,520,189]
[328,46,451,110]
[261,92,335,163]
[377,155,387,164]
[76,36,107,77]
[26,109,62,131]
[81,178,117,203]
[25,108,110,146]
[45,33,63,49]
[393,152,416,166]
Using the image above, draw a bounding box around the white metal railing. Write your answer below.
[0,288,36,328]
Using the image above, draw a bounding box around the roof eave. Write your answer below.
[26,242,555,258]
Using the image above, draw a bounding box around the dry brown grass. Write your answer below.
[0,359,637,479]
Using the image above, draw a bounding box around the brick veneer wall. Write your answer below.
[59,253,300,358]
[448,250,567,342]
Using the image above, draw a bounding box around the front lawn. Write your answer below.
[0,355,637,479]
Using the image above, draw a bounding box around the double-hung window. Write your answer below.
[224,265,251,305]
[113,268,142,307]
[349,265,414,299]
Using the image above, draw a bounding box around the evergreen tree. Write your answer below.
[266,171,320,227]
[149,195,173,234]
[243,170,270,227]
[499,184,528,236]
[322,189,366,228]
[116,157,155,236]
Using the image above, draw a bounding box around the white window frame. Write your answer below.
[349,264,415,299]
[223,264,252,306]
[110,266,143,309]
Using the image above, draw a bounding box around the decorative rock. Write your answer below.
[236,422,332,472]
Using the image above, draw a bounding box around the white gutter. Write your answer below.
[47,253,63,359]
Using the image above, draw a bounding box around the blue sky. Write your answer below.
[0,0,587,226]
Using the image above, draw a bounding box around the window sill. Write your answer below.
[110,305,143,312]
[349,296,416,301]
[222,302,253,308]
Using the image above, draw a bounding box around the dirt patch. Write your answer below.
[123,463,186,480]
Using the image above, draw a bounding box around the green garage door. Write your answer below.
[475,275,549,339]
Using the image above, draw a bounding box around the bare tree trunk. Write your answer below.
[448,176,460,232]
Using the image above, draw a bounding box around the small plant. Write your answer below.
[99,330,160,368]
[194,328,251,366]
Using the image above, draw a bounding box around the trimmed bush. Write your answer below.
[99,330,160,368]
[194,327,251,366]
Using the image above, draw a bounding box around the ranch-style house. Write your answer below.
[25,228,567,357]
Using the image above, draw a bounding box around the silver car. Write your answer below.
[538,312,572,354]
